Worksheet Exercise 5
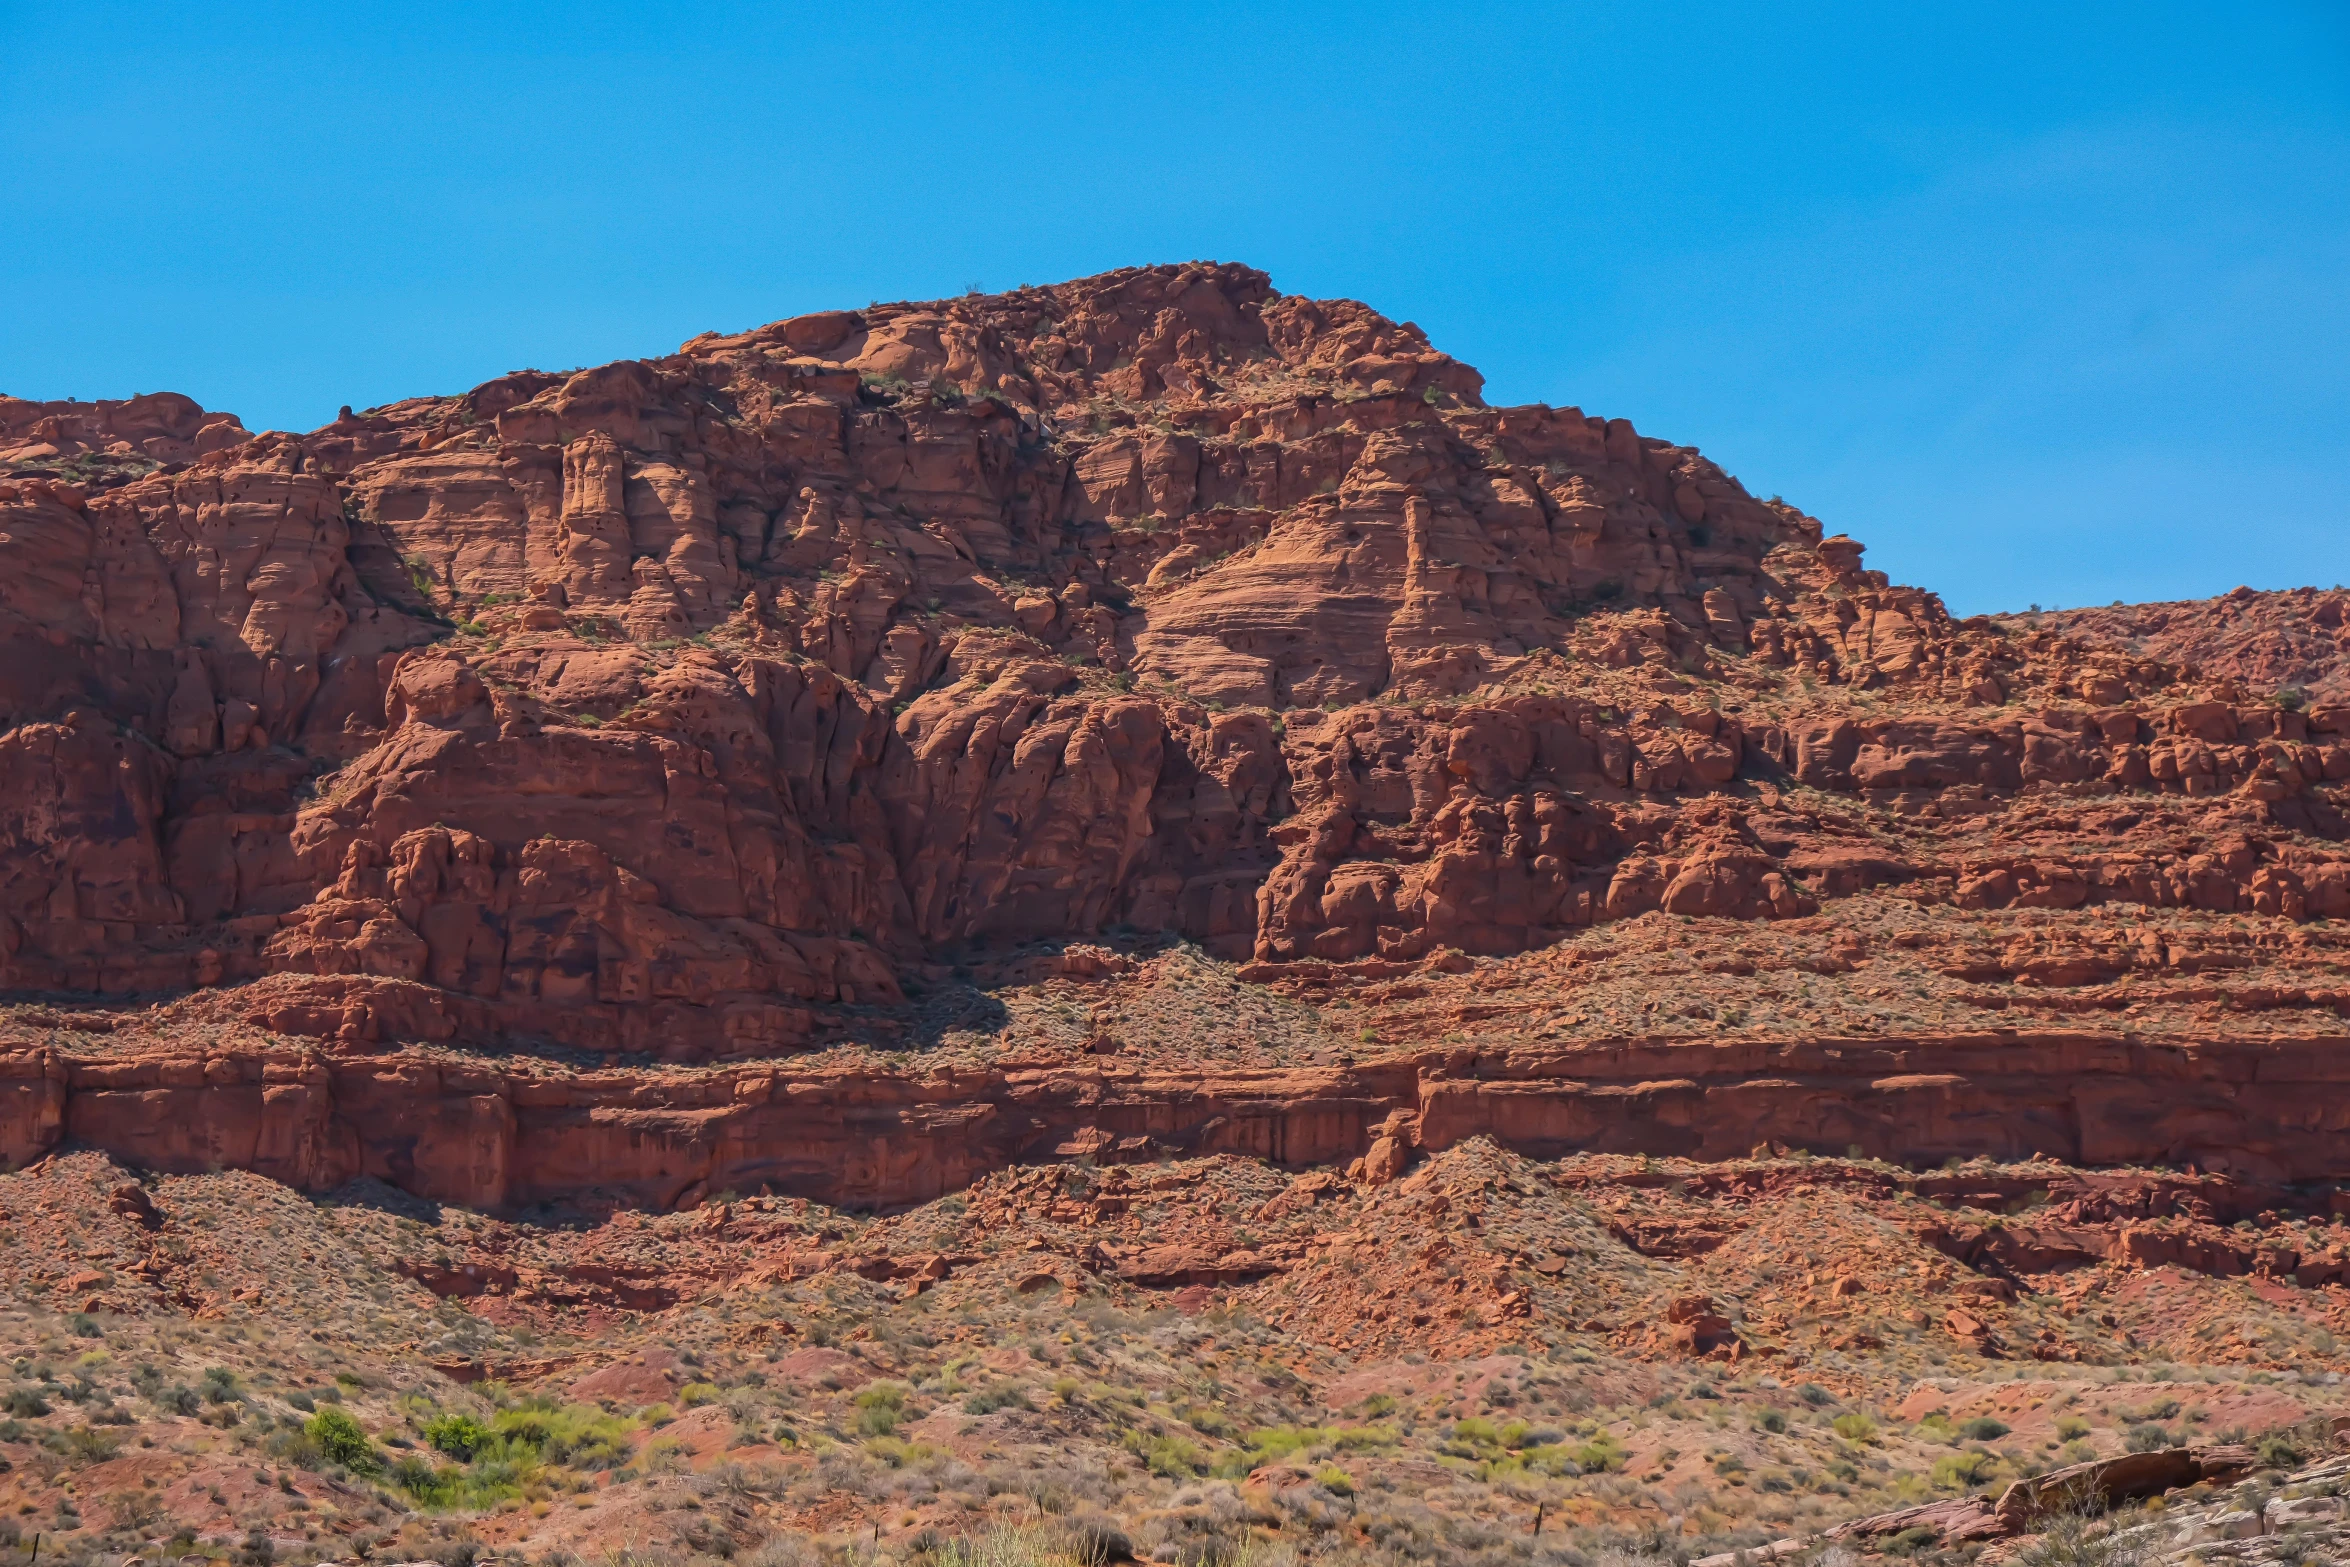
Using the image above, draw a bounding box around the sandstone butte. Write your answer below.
[5,261,2350,1214]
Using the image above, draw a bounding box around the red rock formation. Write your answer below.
[7,1012,2350,1209]
[2022,585,2350,704]
[0,392,249,473]
[7,263,2350,1210]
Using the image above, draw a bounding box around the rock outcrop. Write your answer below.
[2021,585,2350,705]
[8,1013,2350,1210]
[7,264,2350,1069]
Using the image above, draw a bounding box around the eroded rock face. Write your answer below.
[2024,586,2350,705]
[8,1010,2350,1209]
[4,263,2350,1060]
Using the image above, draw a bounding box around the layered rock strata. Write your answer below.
[6,264,2350,1218]
[6,1023,2347,1211]
[5,264,2349,1064]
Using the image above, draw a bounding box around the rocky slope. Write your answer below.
[2,1136,2347,1566]
[2012,586,2350,707]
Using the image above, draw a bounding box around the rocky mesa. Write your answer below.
[5,264,2350,1567]
[5,263,2350,1198]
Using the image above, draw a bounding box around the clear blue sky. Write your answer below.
[3,2,2344,615]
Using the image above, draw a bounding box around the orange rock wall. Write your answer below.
[7,1029,2345,1211]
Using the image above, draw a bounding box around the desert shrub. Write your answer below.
[1124,1427,1205,1478]
[1832,1413,1877,1441]
[2055,1415,2092,1441]
[928,1523,1082,1567]
[2122,1423,2173,1453]
[863,1435,950,1477]
[423,1413,489,1461]
[61,1426,120,1461]
[390,1452,525,1512]
[965,1384,1032,1416]
[1136,1481,1245,1567]
[854,1382,909,1437]
[1450,1416,1500,1448]
[1568,1432,1628,1472]
[2011,1496,2151,1566]
[1755,1408,1788,1433]
[1961,1417,2011,1441]
[1332,1424,1399,1453]
[307,1406,378,1472]
[486,1401,635,1468]
[201,1366,241,1403]
[678,1380,720,1406]
[266,1424,325,1469]
[1933,1450,2000,1490]
[2254,1433,2303,1468]
[3,1388,48,1418]
[744,1537,820,1567]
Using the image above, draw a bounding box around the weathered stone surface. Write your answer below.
[7,1019,2350,1210]
[10,263,2350,1210]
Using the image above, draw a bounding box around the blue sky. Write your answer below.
[2,2,2343,615]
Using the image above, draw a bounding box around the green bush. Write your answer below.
[306,1407,377,1472]
[1179,1403,1235,1437]
[1126,1430,1204,1478]
[423,1413,489,1462]
[389,1401,636,1511]
[1959,1417,2011,1441]
[1570,1432,1628,1472]
[61,1426,120,1461]
[1331,1425,1399,1453]
[2123,1423,2173,1453]
[486,1401,635,1469]
[1448,1417,1501,1450]
[2054,1416,2092,1441]
[1832,1413,1877,1442]
[1249,1425,1332,1461]
[2255,1434,2303,1469]
[853,1383,909,1437]
[963,1385,1031,1416]
[1932,1450,2000,1490]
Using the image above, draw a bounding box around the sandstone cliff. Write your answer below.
[7,263,2346,1072]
